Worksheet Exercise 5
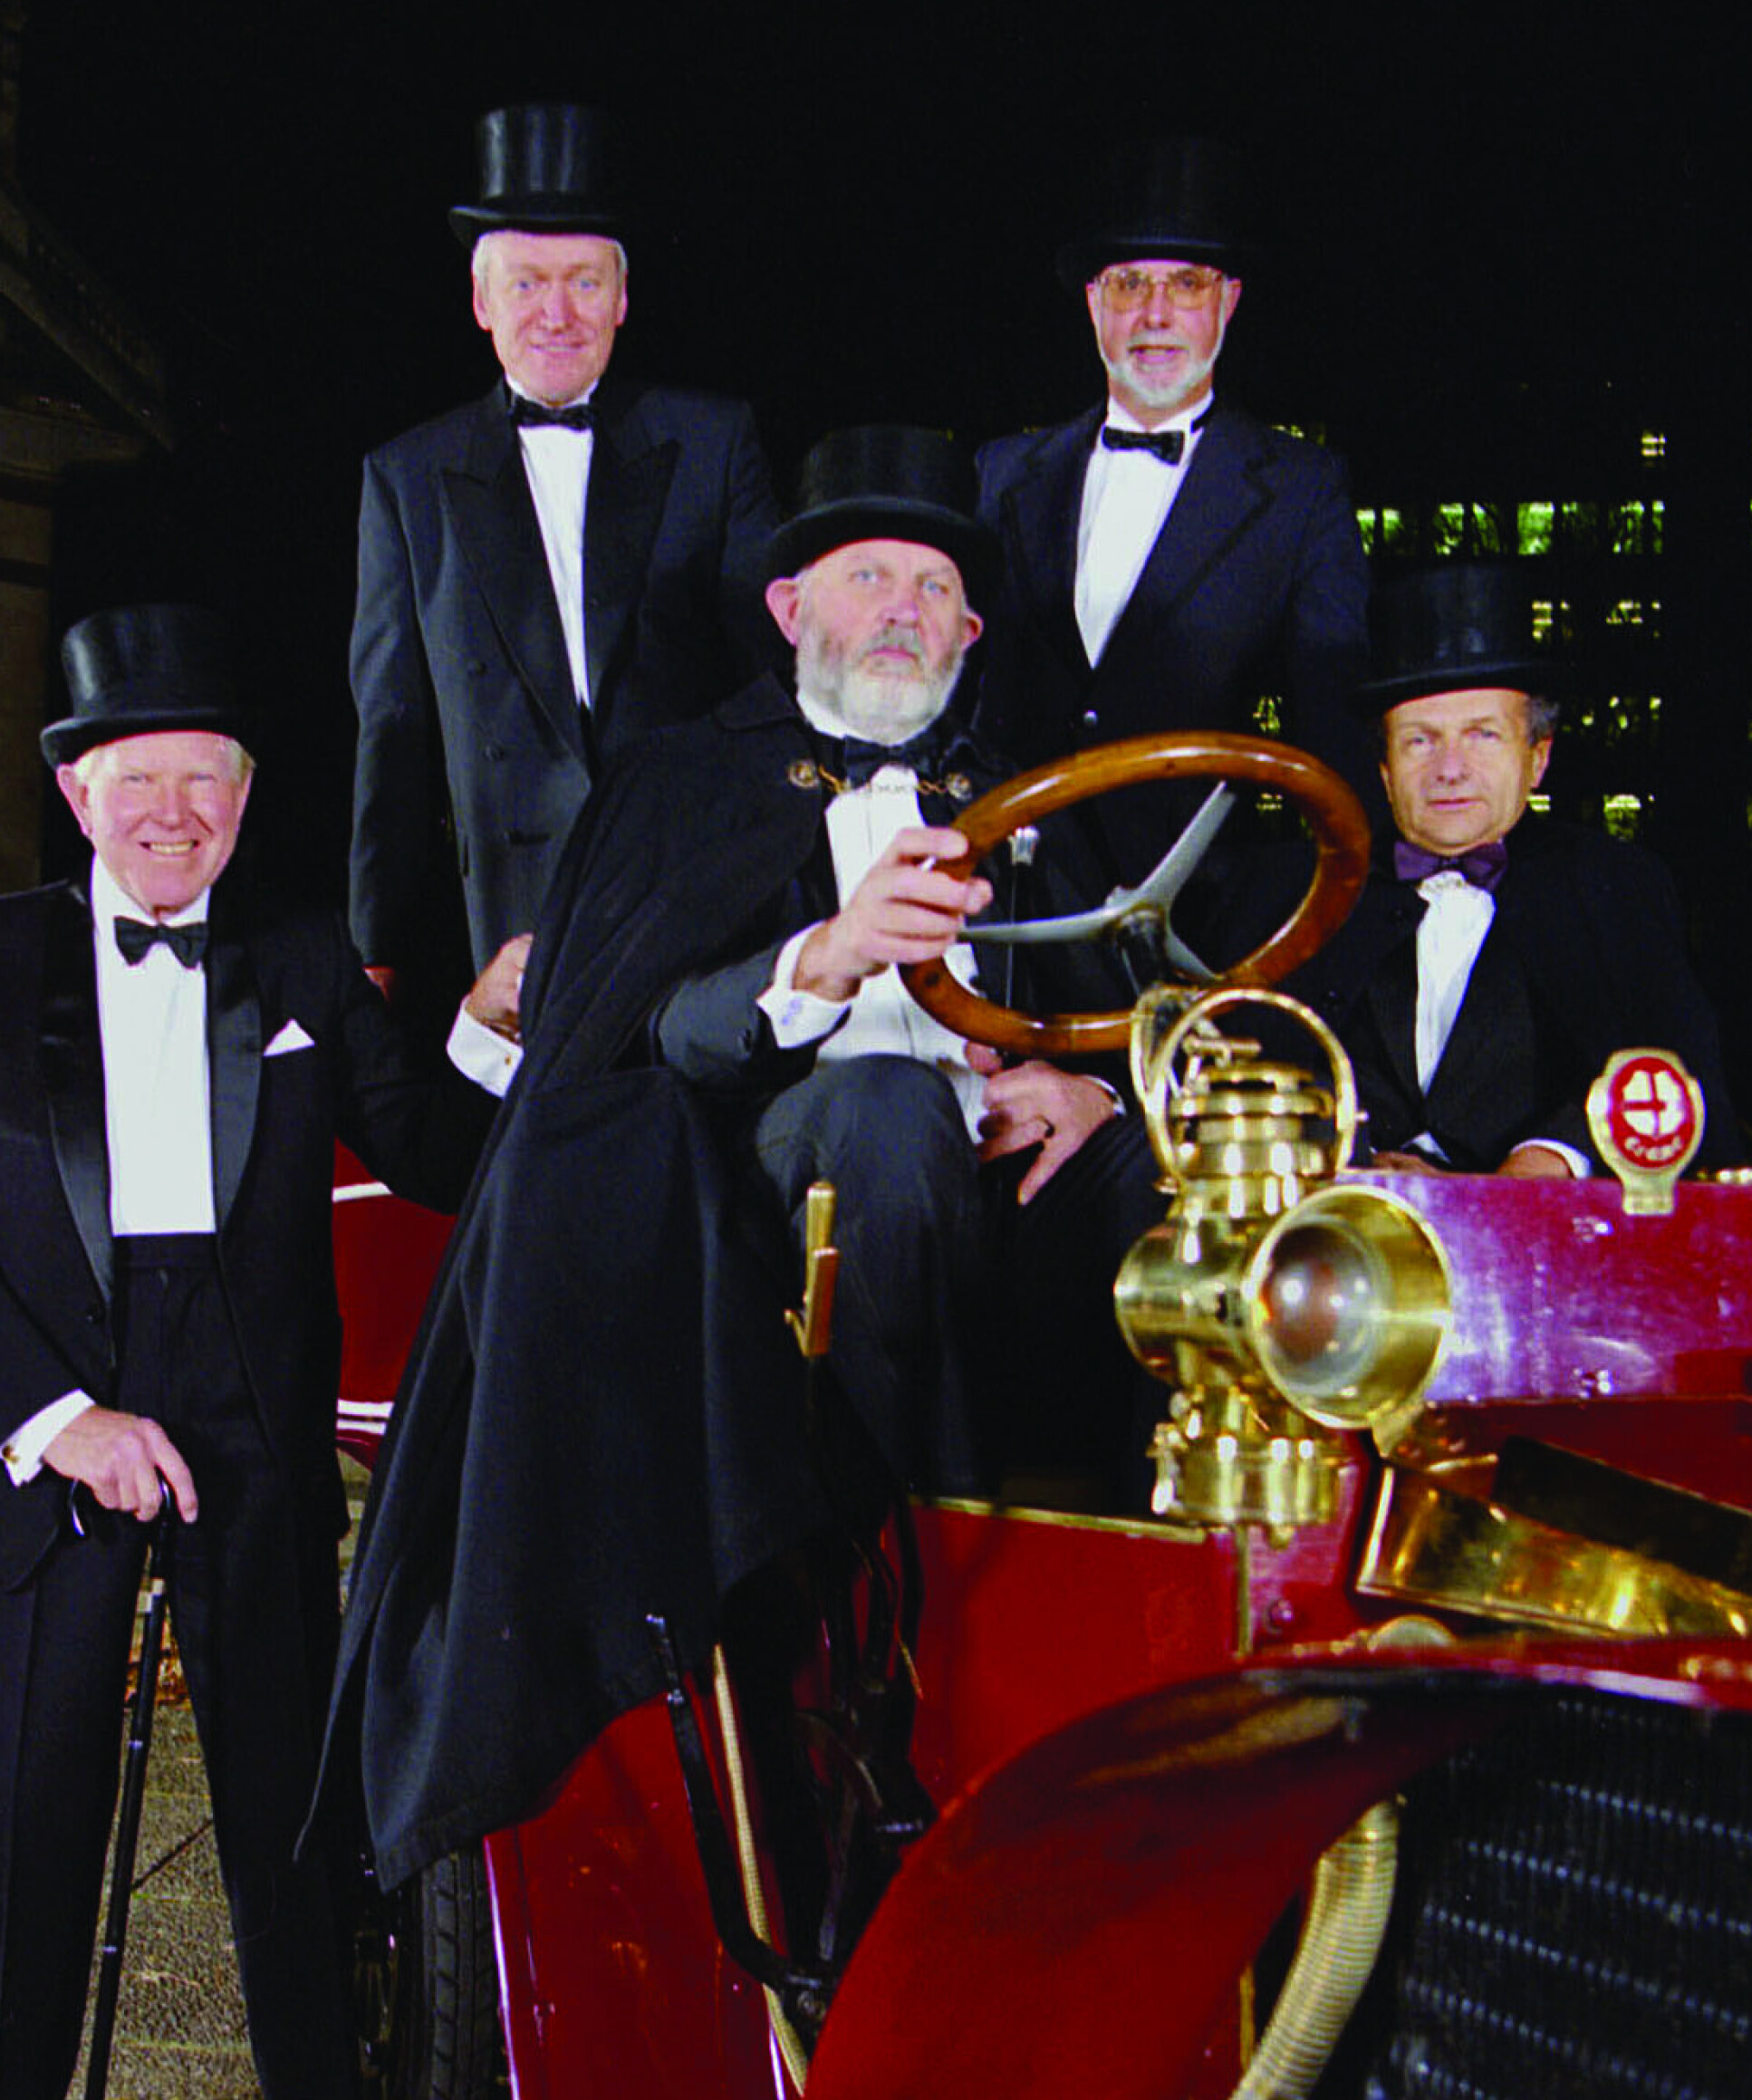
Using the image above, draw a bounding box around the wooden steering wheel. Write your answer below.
[900,730,1371,1056]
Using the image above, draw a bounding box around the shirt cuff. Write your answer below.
[4,1392,96,1488]
[756,927,852,1049]
[448,1004,522,1098]
[1508,1139,1589,1178]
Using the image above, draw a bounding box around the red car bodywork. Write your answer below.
[332,1151,1752,2098]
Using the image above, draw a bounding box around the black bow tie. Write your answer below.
[510,395,595,432]
[1101,421,1201,464]
[814,722,982,799]
[114,916,208,968]
[1393,839,1509,892]
[1100,427,1185,464]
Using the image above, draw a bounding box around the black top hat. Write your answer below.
[43,605,255,768]
[766,427,1000,608]
[449,104,627,247]
[1056,137,1262,292]
[1357,564,1558,714]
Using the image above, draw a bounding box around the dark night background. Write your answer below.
[14,4,1752,1073]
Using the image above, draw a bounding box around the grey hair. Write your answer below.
[470,228,628,293]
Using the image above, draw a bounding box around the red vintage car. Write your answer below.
[332,738,1752,2100]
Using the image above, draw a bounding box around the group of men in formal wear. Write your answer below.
[2,101,1741,2095]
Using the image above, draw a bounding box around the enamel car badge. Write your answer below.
[1587,1047,1705,1212]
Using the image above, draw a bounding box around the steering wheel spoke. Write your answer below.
[901,731,1370,1055]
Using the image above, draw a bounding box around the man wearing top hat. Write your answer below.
[975,137,1374,885]
[1275,563,1740,1173]
[349,101,778,1018]
[315,428,1164,1901]
[0,607,516,2098]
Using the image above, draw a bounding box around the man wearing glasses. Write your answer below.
[975,139,1374,883]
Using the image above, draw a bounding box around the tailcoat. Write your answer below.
[975,403,1376,879]
[348,376,778,979]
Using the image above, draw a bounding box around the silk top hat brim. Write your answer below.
[43,604,255,767]
[1354,562,1559,715]
[449,102,627,246]
[766,426,999,611]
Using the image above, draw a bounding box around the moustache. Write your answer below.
[854,626,929,669]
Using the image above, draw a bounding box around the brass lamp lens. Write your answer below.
[1256,1223,1382,1397]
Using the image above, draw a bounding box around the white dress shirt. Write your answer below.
[1074,398,1208,666]
[4,860,214,1484]
[1408,869,1585,1175]
[510,380,599,709]
[756,689,987,1139]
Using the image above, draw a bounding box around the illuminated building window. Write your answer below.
[1530,599,1558,641]
[1603,599,1661,636]
[1561,500,1601,548]
[1603,793,1642,842]
[1610,501,1648,554]
[1518,502,1554,555]
[1640,431,1666,460]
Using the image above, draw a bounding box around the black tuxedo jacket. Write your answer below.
[0,875,489,1590]
[974,403,1376,879]
[1280,820,1743,1172]
[348,375,778,980]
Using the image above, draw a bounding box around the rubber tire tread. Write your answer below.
[399,1848,503,2100]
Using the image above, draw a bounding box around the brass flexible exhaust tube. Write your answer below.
[1229,1798,1401,2100]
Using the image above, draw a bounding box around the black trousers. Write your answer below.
[748,1056,1168,1505]
[0,1237,360,2100]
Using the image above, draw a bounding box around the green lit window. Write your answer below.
[1518,502,1554,555]
[1603,794,1642,842]
[1609,501,1647,554]
[1561,501,1600,548]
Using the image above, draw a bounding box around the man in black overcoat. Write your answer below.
[1275,564,1740,1173]
[975,137,1375,885]
[0,608,511,2099]
[348,102,778,1010]
[317,429,1167,1896]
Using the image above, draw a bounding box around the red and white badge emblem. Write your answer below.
[1587,1047,1705,1210]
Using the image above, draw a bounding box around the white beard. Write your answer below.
[797,622,966,745]
[1102,309,1228,418]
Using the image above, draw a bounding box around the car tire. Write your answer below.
[358,1846,504,2099]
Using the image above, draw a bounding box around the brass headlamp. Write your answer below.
[1115,988,1451,1532]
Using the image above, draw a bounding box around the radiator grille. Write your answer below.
[1350,1691,1752,2099]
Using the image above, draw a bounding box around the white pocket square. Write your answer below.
[265,1018,315,1056]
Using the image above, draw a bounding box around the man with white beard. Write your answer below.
[975,137,1375,883]
[635,427,1162,1498]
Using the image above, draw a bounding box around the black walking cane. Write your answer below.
[83,1492,175,2100]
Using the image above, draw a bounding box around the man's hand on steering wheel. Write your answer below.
[795,826,993,1002]
[966,1043,1120,1205]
